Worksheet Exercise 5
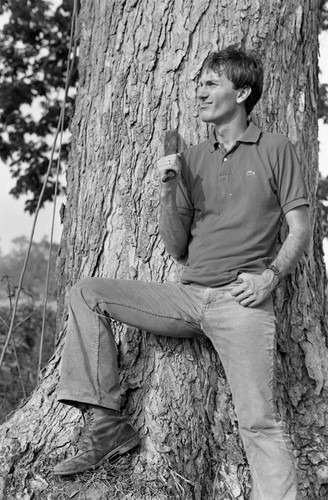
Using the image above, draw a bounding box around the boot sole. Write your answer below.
[53,433,140,476]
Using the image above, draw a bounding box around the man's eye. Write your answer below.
[198,82,215,89]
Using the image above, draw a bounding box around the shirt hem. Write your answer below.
[282,197,308,215]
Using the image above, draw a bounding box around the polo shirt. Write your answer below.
[176,122,308,287]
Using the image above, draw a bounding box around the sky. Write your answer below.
[318,31,328,263]
[0,165,64,253]
[0,4,64,254]
[0,28,327,263]
[319,31,328,178]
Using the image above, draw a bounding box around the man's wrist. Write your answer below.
[261,269,279,291]
[266,264,282,284]
[160,187,177,204]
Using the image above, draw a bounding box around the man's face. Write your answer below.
[197,68,240,125]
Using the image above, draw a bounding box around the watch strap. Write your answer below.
[267,264,282,283]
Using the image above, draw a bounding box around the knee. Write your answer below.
[68,278,104,308]
[238,408,283,443]
[236,399,278,433]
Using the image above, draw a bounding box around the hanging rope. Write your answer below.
[37,0,79,381]
[0,0,79,376]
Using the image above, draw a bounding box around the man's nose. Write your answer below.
[197,86,208,99]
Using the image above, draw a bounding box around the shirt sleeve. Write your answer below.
[274,139,309,215]
[176,153,194,229]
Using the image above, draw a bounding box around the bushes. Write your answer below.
[0,303,57,423]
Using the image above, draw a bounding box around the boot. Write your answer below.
[53,407,140,476]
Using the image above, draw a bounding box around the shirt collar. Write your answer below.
[209,121,261,152]
[238,122,261,144]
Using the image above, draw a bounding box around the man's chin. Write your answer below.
[200,115,215,124]
[198,111,212,122]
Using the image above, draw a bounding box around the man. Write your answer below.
[54,46,310,500]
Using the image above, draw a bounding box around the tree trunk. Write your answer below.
[0,0,327,499]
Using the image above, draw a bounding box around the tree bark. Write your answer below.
[1,0,327,499]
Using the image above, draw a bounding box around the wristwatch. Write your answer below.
[267,264,282,283]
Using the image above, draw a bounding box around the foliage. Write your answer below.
[318,84,328,124]
[318,175,328,239]
[0,0,77,213]
[0,302,57,423]
[0,235,58,422]
[0,235,59,302]
[318,1,328,239]
[319,0,328,122]
[319,1,328,123]
[321,0,328,31]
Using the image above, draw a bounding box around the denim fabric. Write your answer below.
[58,277,297,499]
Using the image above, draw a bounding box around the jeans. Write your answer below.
[58,277,297,500]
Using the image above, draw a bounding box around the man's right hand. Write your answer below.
[157,154,181,188]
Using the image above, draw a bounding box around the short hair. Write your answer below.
[201,46,264,115]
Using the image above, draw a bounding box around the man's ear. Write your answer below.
[236,86,252,104]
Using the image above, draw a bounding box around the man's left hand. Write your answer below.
[230,270,278,307]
